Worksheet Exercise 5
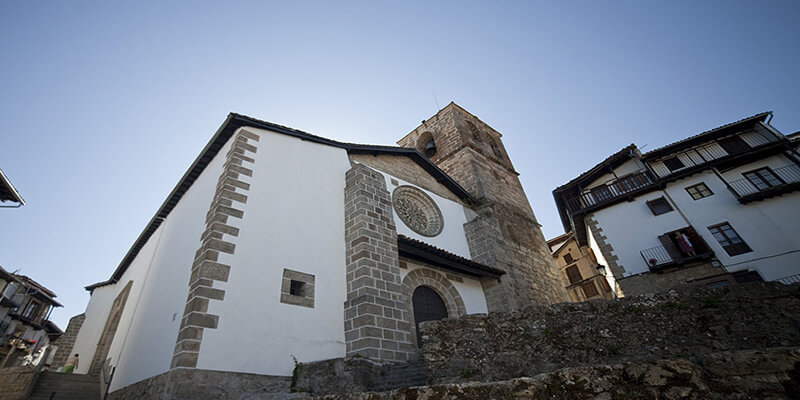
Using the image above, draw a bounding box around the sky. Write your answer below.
[1,1,798,329]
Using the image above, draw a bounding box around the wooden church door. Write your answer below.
[412,286,448,347]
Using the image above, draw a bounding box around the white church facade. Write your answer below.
[66,103,567,397]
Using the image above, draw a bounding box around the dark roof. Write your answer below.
[553,144,638,193]
[397,234,505,278]
[642,112,771,160]
[0,169,24,205]
[43,320,63,336]
[87,113,475,291]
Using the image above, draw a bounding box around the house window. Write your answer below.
[22,301,40,320]
[289,280,305,297]
[743,167,784,191]
[708,223,752,256]
[565,265,582,285]
[663,157,685,172]
[563,253,574,264]
[581,281,599,298]
[685,183,713,200]
[646,197,673,216]
[718,136,751,156]
[280,269,315,308]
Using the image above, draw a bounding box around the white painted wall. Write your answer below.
[374,169,473,259]
[70,283,115,373]
[664,157,800,281]
[197,127,352,377]
[585,153,800,282]
[105,136,233,391]
[401,262,488,315]
[587,189,688,277]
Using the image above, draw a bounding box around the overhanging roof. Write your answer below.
[398,235,505,278]
[87,113,475,291]
[0,169,24,205]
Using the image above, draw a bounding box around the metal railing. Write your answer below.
[640,245,677,268]
[649,129,782,178]
[566,170,655,213]
[727,164,800,197]
[777,274,800,285]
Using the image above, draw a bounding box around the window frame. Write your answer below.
[565,265,582,285]
[581,281,600,298]
[743,167,784,191]
[563,253,574,264]
[708,222,752,257]
[280,268,315,308]
[646,197,674,216]
[663,157,685,172]
[685,182,714,200]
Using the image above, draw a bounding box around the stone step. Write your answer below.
[29,371,101,400]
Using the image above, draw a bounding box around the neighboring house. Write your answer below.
[553,112,800,296]
[67,103,567,396]
[547,233,616,302]
[0,169,25,208]
[0,266,62,367]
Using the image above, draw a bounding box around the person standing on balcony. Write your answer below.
[675,231,696,257]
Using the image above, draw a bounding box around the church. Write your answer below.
[65,103,567,396]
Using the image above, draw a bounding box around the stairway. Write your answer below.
[28,371,101,400]
[370,360,427,392]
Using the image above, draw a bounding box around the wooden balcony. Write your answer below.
[565,170,657,214]
[726,164,800,203]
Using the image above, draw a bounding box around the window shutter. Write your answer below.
[566,265,582,284]
[582,281,600,298]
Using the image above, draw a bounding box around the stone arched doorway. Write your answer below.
[411,286,448,347]
[402,268,466,349]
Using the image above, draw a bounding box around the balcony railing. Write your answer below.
[649,129,782,178]
[566,170,656,213]
[640,245,714,272]
[727,164,800,198]
[776,274,800,286]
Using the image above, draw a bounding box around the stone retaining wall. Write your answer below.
[0,366,38,400]
[420,282,800,384]
[301,347,800,400]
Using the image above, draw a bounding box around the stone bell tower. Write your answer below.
[398,102,567,311]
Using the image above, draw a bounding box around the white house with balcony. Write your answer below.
[553,112,800,296]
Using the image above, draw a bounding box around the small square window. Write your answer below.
[563,253,574,264]
[663,157,685,172]
[685,183,713,200]
[289,280,305,297]
[646,197,673,216]
[281,269,315,308]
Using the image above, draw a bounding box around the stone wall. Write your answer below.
[420,282,800,384]
[0,366,38,400]
[299,347,800,400]
[107,368,290,400]
[398,103,568,309]
[616,260,728,296]
[50,313,85,368]
[343,164,414,361]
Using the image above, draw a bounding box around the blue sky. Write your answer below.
[1,1,798,329]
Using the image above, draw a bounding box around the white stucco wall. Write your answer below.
[663,158,800,281]
[401,262,488,315]
[197,127,352,377]
[586,153,800,282]
[70,283,115,373]
[371,169,473,259]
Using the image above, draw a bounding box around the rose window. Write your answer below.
[392,186,444,237]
